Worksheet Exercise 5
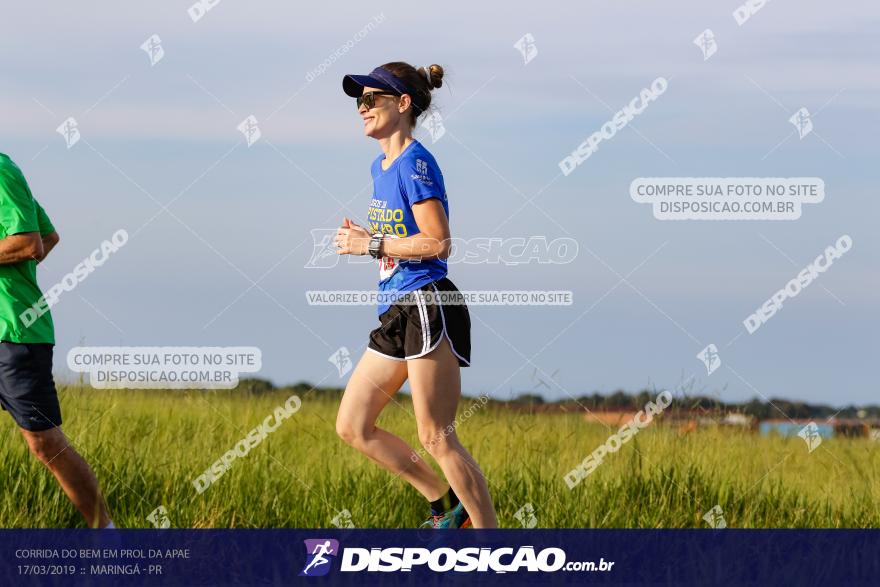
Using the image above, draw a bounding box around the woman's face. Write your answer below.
[359,86,404,138]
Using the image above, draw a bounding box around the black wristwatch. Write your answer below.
[368,233,384,259]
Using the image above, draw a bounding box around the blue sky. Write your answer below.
[1,1,877,405]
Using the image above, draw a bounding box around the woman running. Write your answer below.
[334,62,497,529]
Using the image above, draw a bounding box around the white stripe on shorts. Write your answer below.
[416,289,430,354]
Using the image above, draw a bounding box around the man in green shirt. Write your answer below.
[0,153,113,528]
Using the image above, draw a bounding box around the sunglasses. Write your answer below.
[356,91,399,110]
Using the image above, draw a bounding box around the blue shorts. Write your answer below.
[0,342,61,431]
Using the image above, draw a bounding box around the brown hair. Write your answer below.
[379,62,444,125]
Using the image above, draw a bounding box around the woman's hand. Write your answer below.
[336,217,371,255]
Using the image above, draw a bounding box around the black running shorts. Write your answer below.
[0,342,62,431]
[368,277,471,367]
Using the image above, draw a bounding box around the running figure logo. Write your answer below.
[693,29,717,61]
[798,422,822,453]
[696,344,721,375]
[420,111,446,143]
[140,34,165,66]
[789,107,813,139]
[702,505,727,529]
[328,347,352,378]
[300,539,339,577]
[56,117,80,149]
[514,33,538,65]
[237,115,262,147]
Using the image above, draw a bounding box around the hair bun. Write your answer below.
[419,64,444,90]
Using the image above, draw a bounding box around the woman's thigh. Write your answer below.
[337,350,408,433]
[408,338,461,437]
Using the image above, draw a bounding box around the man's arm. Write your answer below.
[0,163,48,265]
[0,232,43,265]
[33,199,57,263]
[37,231,59,264]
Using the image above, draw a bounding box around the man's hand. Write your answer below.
[335,217,371,256]
[0,232,44,266]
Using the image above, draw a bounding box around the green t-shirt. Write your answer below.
[0,153,55,344]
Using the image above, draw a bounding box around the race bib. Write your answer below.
[377,235,400,281]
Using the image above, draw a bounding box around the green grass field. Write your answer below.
[0,385,877,528]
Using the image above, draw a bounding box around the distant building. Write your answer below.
[723,413,754,427]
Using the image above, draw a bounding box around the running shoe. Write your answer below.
[420,501,472,529]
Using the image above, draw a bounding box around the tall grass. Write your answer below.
[0,385,876,528]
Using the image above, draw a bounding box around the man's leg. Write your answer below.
[20,426,112,528]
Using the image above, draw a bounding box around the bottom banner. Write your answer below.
[1,529,876,585]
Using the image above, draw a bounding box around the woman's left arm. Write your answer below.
[336,198,451,260]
